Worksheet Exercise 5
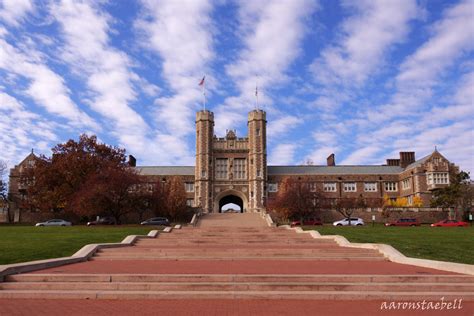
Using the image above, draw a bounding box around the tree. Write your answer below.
[0,160,8,218]
[27,135,132,218]
[268,177,321,222]
[431,171,472,218]
[164,176,188,221]
[334,195,367,225]
[70,165,142,223]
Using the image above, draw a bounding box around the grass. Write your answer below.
[0,225,159,265]
[302,224,474,264]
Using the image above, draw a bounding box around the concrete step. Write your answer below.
[0,290,472,300]
[2,281,473,292]
[98,248,379,254]
[89,256,387,261]
[8,274,473,284]
[94,252,384,258]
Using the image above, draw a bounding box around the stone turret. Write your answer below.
[195,110,214,213]
[247,110,267,212]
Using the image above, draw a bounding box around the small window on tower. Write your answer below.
[257,169,261,177]
[256,128,260,136]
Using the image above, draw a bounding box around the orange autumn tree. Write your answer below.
[164,176,188,221]
[268,177,321,222]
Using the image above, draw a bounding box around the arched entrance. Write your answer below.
[214,190,248,213]
[219,195,243,213]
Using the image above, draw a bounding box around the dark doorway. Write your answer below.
[219,195,244,213]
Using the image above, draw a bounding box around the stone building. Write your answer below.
[7,109,459,221]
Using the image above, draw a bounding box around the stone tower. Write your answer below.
[247,109,267,212]
[195,110,214,213]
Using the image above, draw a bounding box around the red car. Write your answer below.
[431,220,468,227]
[385,218,420,227]
[290,218,323,227]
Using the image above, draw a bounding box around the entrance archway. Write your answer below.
[214,189,248,213]
[219,195,243,213]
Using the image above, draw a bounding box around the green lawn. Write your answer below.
[0,225,158,265]
[303,224,474,264]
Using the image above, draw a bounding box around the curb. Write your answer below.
[282,225,474,275]
[0,229,162,282]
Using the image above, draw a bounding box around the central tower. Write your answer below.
[194,109,267,213]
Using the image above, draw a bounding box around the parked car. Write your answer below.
[385,218,421,227]
[431,220,468,227]
[140,217,170,226]
[333,218,364,226]
[87,217,117,226]
[35,219,72,227]
[290,218,323,227]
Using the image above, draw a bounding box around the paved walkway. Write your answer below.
[1,213,472,315]
[197,212,267,227]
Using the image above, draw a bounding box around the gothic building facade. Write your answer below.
[134,109,458,214]
[7,109,459,220]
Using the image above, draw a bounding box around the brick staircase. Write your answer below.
[1,213,473,301]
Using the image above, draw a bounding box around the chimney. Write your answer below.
[327,153,335,166]
[386,159,400,166]
[128,155,136,167]
[399,152,415,168]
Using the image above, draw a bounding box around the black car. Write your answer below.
[87,217,117,226]
[140,217,170,226]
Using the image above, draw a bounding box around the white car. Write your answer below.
[333,218,364,226]
[35,219,72,227]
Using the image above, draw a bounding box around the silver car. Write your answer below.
[35,219,72,227]
[333,218,364,226]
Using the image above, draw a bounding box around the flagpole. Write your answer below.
[203,82,206,111]
[255,80,259,111]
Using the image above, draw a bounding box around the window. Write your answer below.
[268,183,278,192]
[234,158,246,179]
[201,170,206,178]
[323,182,337,192]
[309,183,317,192]
[407,195,413,206]
[402,178,411,190]
[185,182,194,192]
[343,182,357,192]
[427,172,449,185]
[257,169,261,177]
[186,199,194,207]
[215,158,228,179]
[384,182,398,192]
[256,128,260,136]
[364,182,377,192]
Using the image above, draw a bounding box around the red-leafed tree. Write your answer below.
[70,165,142,223]
[268,177,322,222]
[164,176,188,221]
[27,135,137,221]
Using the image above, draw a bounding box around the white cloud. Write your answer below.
[0,38,97,128]
[137,0,214,135]
[135,0,214,163]
[269,143,298,165]
[0,0,33,26]
[52,0,149,153]
[312,0,419,87]
[340,146,382,165]
[0,91,58,167]
[267,115,303,139]
[305,146,339,165]
[215,0,317,134]
[372,0,474,120]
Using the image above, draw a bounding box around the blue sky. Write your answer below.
[0,0,473,174]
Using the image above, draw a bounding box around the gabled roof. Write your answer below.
[404,154,431,170]
[267,165,403,175]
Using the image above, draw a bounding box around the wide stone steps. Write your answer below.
[7,274,474,284]
[0,289,472,300]
[2,281,473,292]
